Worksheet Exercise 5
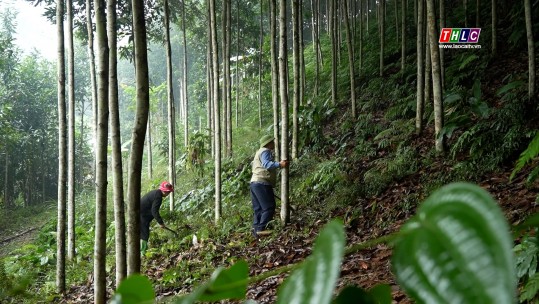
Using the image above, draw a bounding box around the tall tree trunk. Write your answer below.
[56,0,67,293]
[165,0,176,211]
[415,0,425,134]
[524,0,536,101]
[439,0,445,91]
[394,0,399,46]
[86,0,98,180]
[491,0,497,56]
[147,115,152,179]
[4,151,9,208]
[313,0,321,96]
[379,0,385,77]
[210,0,222,223]
[424,30,431,111]
[426,0,444,153]
[235,3,240,128]
[258,0,263,128]
[299,0,305,107]
[344,0,356,119]
[107,0,126,287]
[292,0,300,159]
[127,0,151,275]
[93,0,109,302]
[279,0,290,224]
[270,0,280,159]
[222,0,232,158]
[181,0,189,148]
[66,0,76,262]
[359,0,363,71]
[330,0,337,104]
[401,0,406,71]
[206,0,214,158]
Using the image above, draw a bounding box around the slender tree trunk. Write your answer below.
[426,0,444,153]
[56,0,67,293]
[344,0,356,118]
[66,0,76,262]
[439,0,445,91]
[258,1,263,128]
[401,0,406,71]
[222,0,232,158]
[524,0,536,101]
[416,0,425,134]
[299,0,305,107]
[4,151,9,208]
[330,0,337,104]
[425,28,431,110]
[210,0,222,223]
[292,0,300,159]
[165,0,176,211]
[313,0,321,96]
[279,0,290,224]
[86,0,98,180]
[359,0,363,71]
[270,0,280,159]
[127,0,151,275]
[146,115,152,179]
[181,0,189,148]
[379,0,385,77]
[93,0,109,302]
[394,0,399,46]
[491,0,497,56]
[235,3,240,128]
[206,0,214,158]
[107,0,126,287]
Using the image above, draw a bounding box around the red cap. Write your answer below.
[159,181,174,193]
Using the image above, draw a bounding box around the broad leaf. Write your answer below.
[277,220,345,304]
[333,285,391,304]
[175,260,249,303]
[111,274,155,304]
[392,183,516,304]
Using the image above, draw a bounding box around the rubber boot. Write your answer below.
[141,239,148,255]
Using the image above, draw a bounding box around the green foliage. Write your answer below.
[392,183,516,304]
[515,234,539,303]
[333,285,392,304]
[297,158,346,201]
[186,130,211,177]
[111,275,155,304]
[511,131,539,182]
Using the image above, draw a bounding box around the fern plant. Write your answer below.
[514,233,539,303]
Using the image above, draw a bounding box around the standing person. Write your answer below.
[140,181,174,254]
[250,135,289,239]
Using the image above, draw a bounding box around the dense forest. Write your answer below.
[0,0,538,303]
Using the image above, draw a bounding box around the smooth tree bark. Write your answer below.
[210,0,222,223]
[86,0,98,178]
[206,0,213,157]
[401,0,406,71]
[164,0,176,211]
[270,0,280,159]
[344,0,356,118]
[93,0,109,302]
[106,0,126,287]
[524,0,536,100]
[416,0,425,134]
[491,0,497,56]
[330,0,337,104]
[222,0,232,158]
[278,0,290,224]
[379,0,385,77]
[127,0,151,275]
[299,0,305,107]
[426,0,444,153]
[56,0,67,293]
[258,0,263,128]
[181,0,189,148]
[439,0,445,90]
[146,115,153,179]
[66,0,76,262]
[292,0,300,159]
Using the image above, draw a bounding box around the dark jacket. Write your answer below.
[140,189,164,225]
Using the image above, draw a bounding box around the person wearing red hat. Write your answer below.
[140,181,174,254]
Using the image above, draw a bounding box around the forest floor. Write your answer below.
[56,148,539,303]
[0,204,55,258]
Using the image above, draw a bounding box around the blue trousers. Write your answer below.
[250,183,276,232]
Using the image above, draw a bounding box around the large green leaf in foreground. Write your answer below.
[277,220,345,304]
[392,182,516,304]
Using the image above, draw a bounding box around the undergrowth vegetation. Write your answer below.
[2,2,539,303]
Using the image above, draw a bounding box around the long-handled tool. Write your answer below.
[162,226,179,237]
